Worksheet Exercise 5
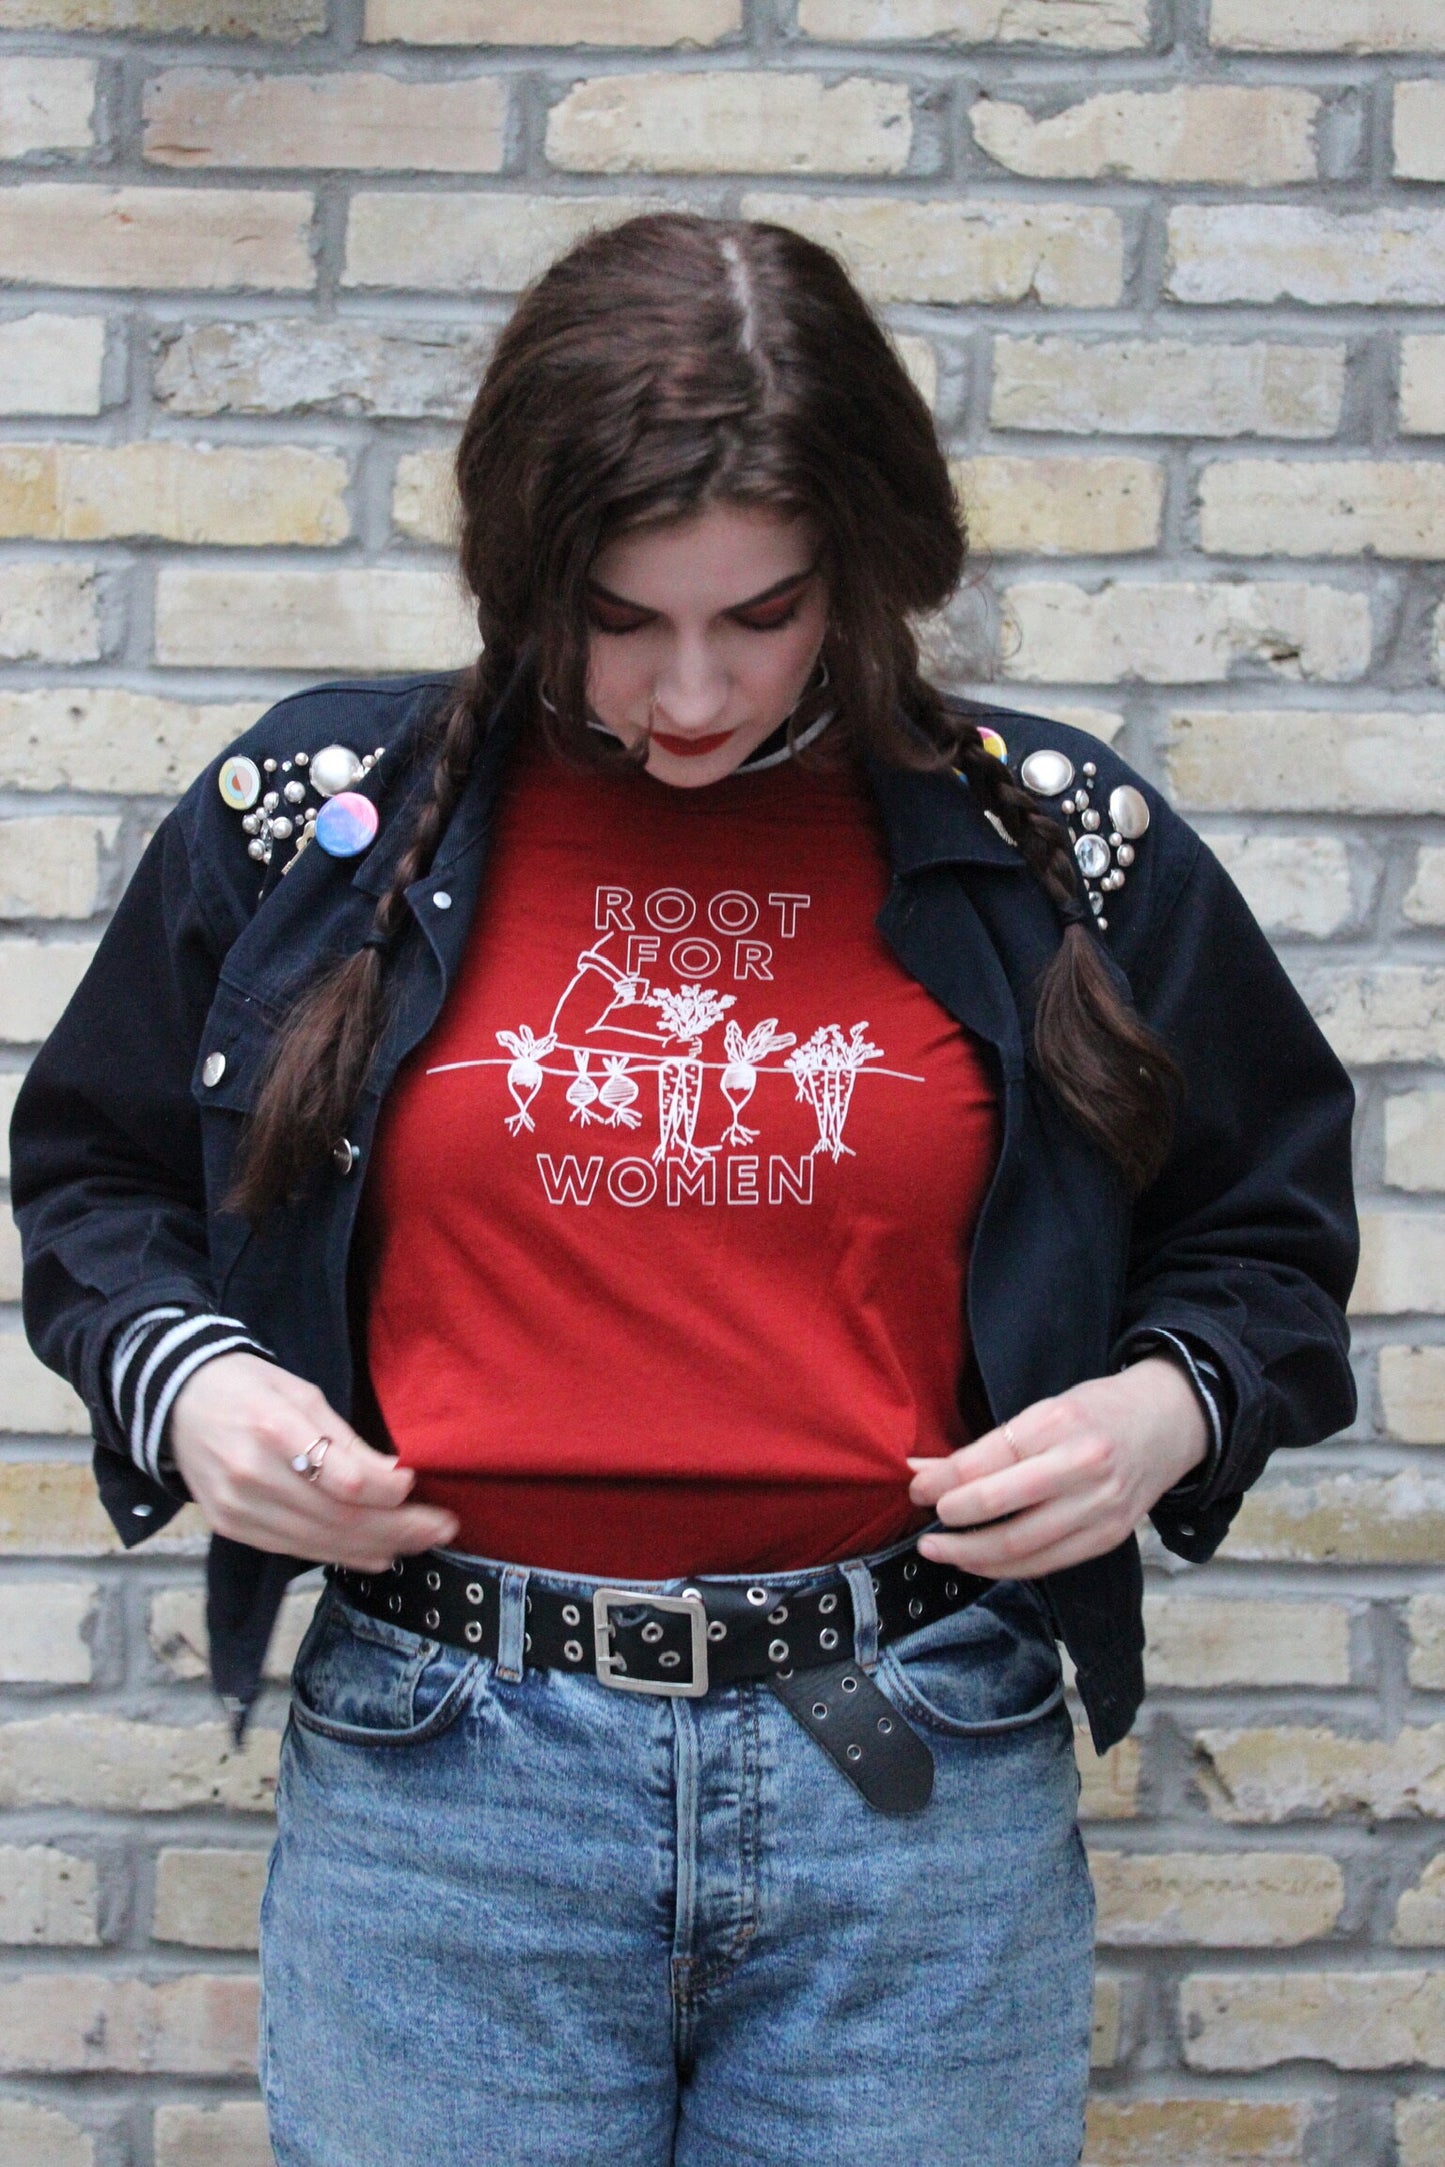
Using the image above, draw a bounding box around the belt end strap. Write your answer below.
[769,1659,934,1816]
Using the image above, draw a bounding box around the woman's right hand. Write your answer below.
[167,1351,459,1570]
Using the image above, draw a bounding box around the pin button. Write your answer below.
[332,1139,358,1176]
[202,1052,226,1087]
[432,890,452,910]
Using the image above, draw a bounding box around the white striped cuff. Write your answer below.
[108,1306,271,1484]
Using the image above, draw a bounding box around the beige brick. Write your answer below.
[149,1582,319,1683]
[0,184,312,291]
[0,815,116,920]
[1401,336,1445,434]
[1181,1968,1445,2070]
[0,313,105,417]
[0,1846,97,1944]
[1399,2096,1445,2167]
[951,454,1162,555]
[1078,1728,1139,1819]
[1352,1212,1445,1313]
[144,69,507,174]
[0,688,260,795]
[1196,1723,1445,1822]
[154,2102,274,2167]
[0,1071,22,1181]
[991,335,1345,439]
[1396,79,1445,180]
[1165,708,1445,815]
[0,1209,21,1301]
[0,562,99,665]
[999,581,1370,686]
[364,0,741,42]
[1386,1347,1445,1442]
[0,58,95,159]
[344,191,658,293]
[0,1,323,28]
[0,1715,277,1812]
[1091,1973,1123,2068]
[1406,848,1445,928]
[0,2099,93,2167]
[0,1971,257,2075]
[740,193,1123,307]
[1168,206,1445,307]
[0,1579,95,1683]
[1207,833,1355,939]
[1225,1474,1445,1565]
[153,1847,267,1949]
[1082,2096,1308,2164]
[1395,1852,1445,1945]
[966,697,1124,743]
[1411,1594,1445,1689]
[1144,1595,1351,1689]
[153,316,492,419]
[391,447,455,546]
[547,71,909,176]
[892,331,936,409]
[0,1461,206,1553]
[1212,0,1445,53]
[1297,966,1445,1064]
[972,85,1317,185]
[0,936,98,1044]
[1090,1850,1343,1946]
[1201,460,1445,560]
[155,565,474,671]
[0,442,347,547]
[799,0,1150,45]
[0,1343,90,1447]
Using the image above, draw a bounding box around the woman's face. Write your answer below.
[583,501,829,789]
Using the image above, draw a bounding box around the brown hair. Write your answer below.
[226,210,1177,1220]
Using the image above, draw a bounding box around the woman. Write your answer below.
[11,213,1357,2167]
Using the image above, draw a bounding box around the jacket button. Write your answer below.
[432,890,452,910]
[201,1052,226,1087]
[332,1138,358,1176]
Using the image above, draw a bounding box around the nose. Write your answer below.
[653,638,729,731]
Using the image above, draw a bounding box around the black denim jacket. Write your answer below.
[9,661,1359,1753]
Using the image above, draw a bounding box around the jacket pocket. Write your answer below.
[878,1577,1066,1738]
[289,1580,481,1747]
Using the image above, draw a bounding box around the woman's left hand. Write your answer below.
[906,1356,1209,1580]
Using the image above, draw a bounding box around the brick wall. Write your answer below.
[0,2,1440,2161]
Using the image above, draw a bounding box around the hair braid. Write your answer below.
[223,655,502,1221]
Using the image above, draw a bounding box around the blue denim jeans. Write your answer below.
[259,1539,1094,2167]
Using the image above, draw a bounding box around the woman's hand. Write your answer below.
[168,1351,459,1571]
[906,1357,1209,1580]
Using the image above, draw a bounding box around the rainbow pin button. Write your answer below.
[314,791,379,859]
[977,727,1007,762]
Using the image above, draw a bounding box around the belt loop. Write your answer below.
[496,1565,530,1682]
[841,1559,880,1674]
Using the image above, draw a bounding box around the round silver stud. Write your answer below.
[1061,798,1076,817]
[1117,843,1135,867]
[847,1744,862,1762]
[1074,790,1090,812]
[201,1051,226,1087]
[310,743,365,799]
[562,1603,580,1627]
[332,1139,357,1176]
[769,1639,790,1662]
[707,1620,727,1642]
[812,1701,828,1720]
[641,1621,664,1644]
[432,890,452,910]
[1075,834,1111,881]
[658,1649,681,1669]
[466,1583,483,1605]
[1019,748,1075,798]
[425,1608,440,1629]
[262,791,280,813]
[465,1620,482,1644]
[909,1597,924,1619]
[818,1592,838,1615]
[819,1627,839,1650]
[945,1579,959,1599]
[1108,784,1150,840]
[426,1571,441,1590]
[682,1588,702,1602]
[903,1561,917,1582]
[768,1605,789,1625]
[1080,809,1100,832]
[283,780,306,804]
[841,1674,858,1692]
[263,758,277,773]
[878,1717,894,1734]
[270,816,293,841]
[564,1639,583,1661]
[746,1586,769,1606]
[388,1594,401,1614]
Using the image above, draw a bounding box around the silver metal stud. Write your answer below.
[841,1674,858,1692]
[564,1639,583,1661]
[433,890,452,910]
[746,1586,769,1606]
[641,1621,664,1644]
[465,1620,482,1644]
[1116,843,1135,867]
[847,1744,862,1762]
[425,1608,440,1630]
[909,1597,924,1619]
[707,1620,727,1642]
[1108,784,1150,840]
[1080,808,1100,832]
[201,1051,226,1087]
[768,1605,789,1625]
[1019,748,1075,798]
[466,1583,483,1605]
[878,1717,894,1734]
[658,1649,681,1669]
[769,1639,790,1662]
[819,1627,839,1650]
[388,1594,401,1614]
[812,1701,828,1719]
[1075,834,1111,881]
[903,1561,918,1581]
[818,1591,838,1615]
[427,1571,441,1590]
[562,1603,580,1627]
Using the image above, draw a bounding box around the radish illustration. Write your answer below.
[598,1054,642,1128]
[496,1026,555,1134]
[566,1048,601,1125]
[719,1018,796,1145]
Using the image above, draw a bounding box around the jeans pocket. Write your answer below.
[289,1579,481,1747]
[878,1578,1067,1738]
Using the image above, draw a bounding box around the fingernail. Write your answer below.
[917,1538,943,1560]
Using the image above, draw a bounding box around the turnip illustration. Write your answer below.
[598,1054,642,1129]
[719,1018,796,1145]
[496,1025,555,1134]
[647,982,734,1166]
[566,1048,601,1125]
[785,1022,883,1160]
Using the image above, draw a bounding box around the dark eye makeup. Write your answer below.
[585,564,816,637]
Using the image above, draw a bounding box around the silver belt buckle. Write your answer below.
[592,1588,709,1698]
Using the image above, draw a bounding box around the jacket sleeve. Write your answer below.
[9,797,256,1539]
[1108,830,1360,1563]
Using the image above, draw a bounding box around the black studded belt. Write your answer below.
[328,1543,994,1816]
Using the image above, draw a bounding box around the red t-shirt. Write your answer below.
[360,729,1000,1577]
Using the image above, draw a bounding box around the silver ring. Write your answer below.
[290,1434,332,1483]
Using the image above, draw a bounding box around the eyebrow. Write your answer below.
[585,556,821,614]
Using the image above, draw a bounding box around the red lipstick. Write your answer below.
[650,727,734,758]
